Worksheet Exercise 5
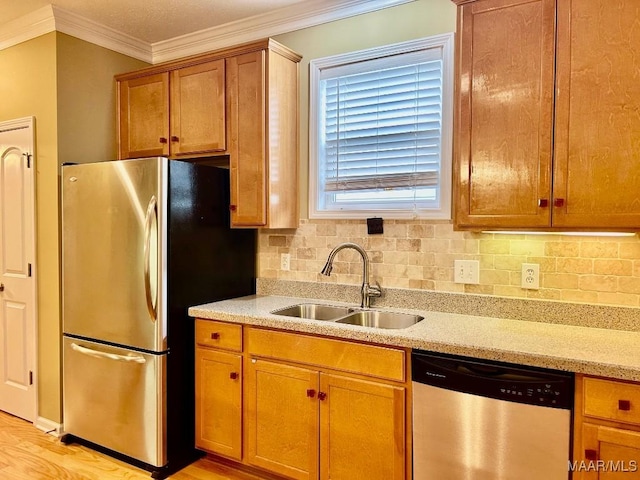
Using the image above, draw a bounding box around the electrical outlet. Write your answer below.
[454,260,480,284]
[280,253,291,271]
[521,263,540,289]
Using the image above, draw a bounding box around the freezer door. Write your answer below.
[63,336,166,467]
[62,158,167,351]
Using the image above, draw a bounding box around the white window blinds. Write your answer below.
[322,52,443,193]
[310,35,453,219]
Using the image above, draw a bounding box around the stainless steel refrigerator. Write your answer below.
[61,157,255,479]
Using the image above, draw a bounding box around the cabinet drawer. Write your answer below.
[583,377,640,425]
[195,319,242,352]
[245,327,405,382]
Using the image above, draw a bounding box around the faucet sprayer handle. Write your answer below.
[367,281,382,298]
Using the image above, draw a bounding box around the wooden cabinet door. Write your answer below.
[553,0,640,229]
[226,51,267,227]
[195,348,242,460]
[244,358,319,480]
[319,374,405,480]
[453,0,556,229]
[170,60,226,156]
[118,73,169,159]
[579,423,640,479]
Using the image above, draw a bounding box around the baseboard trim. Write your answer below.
[35,417,63,437]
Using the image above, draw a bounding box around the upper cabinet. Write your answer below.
[226,48,300,228]
[117,60,225,159]
[170,61,226,156]
[118,73,170,158]
[116,39,301,228]
[453,0,640,230]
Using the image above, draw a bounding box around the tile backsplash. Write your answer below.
[258,219,640,308]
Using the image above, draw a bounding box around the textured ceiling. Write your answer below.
[0,0,311,43]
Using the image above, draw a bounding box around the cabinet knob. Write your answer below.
[0,283,4,292]
[306,389,316,398]
[229,372,239,380]
[554,198,565,207]
[229,205,237,212]
[619,399,631,411]
[210,332,220,340]
[171,136,179,142]
[318,392,327,401]
[584,449,597,461]
[159,137,168,144]
[538,199,549,208]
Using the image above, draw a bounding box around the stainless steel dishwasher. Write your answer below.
[412,350,573,479]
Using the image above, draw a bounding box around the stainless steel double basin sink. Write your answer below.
[270,303,424,329]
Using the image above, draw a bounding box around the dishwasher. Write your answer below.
[412,350,574,480]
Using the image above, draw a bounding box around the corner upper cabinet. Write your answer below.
[226,43,301,228]
[453,0,640,230]
[117,59,226,160]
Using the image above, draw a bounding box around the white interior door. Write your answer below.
[0,117,37,422]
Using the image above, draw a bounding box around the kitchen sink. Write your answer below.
[271,303,424,329]
[271,303,351,321]
[336,310,424,329]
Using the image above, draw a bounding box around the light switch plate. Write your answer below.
[454,260,480,284]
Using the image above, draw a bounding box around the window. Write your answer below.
[309,34,454,219]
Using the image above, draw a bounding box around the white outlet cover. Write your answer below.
[521,263,540,290]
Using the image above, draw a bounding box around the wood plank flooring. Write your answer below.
[0,411,268,480]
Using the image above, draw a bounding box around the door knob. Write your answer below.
[0,283,4,292]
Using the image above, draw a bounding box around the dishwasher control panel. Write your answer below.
[412,350,574,409]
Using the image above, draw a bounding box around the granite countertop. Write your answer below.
[188,293,640,382]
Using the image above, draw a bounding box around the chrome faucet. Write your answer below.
[320,242,382,309]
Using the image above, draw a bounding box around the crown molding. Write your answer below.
[0,5,56,52]
[151,0,417,64]
[0,0,416,65]
[51,5,152,62]
[0,5,152,62]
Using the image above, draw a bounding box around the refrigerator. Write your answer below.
[61,157,256,479]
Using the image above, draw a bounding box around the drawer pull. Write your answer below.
[306,389,316,398]
[229,372,239,380]
[318,392,327,401]
[619,399,631,411]
[585,449,598,461]
[210,332,220,340]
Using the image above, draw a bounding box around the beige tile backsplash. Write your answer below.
[258,219,640,308]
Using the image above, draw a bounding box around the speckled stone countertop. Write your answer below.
[188,289,640,383]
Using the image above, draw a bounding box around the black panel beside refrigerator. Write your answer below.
[165,160,256,477]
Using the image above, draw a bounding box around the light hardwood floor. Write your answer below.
[0,411,268,480]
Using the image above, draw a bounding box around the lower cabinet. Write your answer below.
[318,373,405,480]
[194,320,243,460]
[194,318,410,480]
[573,375,640,479]
[244,359,405,480]
[244,359,319,479]
[195,348,242,460]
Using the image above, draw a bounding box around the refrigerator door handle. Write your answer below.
[144,195,158,322]
[70,342,146,364]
